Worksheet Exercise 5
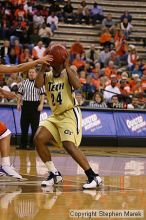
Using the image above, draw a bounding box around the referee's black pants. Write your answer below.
[20,101,40,149]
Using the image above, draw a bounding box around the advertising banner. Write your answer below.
[82,111,116,136]
[0,107,51,134]
[114,112,146,136]
[0,106,146,137]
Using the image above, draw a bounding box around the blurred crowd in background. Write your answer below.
[0,0,146,109]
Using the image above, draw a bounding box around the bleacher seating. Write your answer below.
[48,0,146,58]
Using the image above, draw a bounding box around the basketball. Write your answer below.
[48,44,68,67]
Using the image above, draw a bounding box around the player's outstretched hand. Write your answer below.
[36,55,53,65]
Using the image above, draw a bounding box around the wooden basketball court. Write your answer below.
[0,147,145,220]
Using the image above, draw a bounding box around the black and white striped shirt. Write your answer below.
[18,79,45,101]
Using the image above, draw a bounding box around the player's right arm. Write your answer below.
[0,56,53,73]
[35,64,47,88]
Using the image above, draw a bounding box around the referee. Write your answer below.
[17,68,45,150]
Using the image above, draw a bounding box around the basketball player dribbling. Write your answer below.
[0,56,53,178]
[34,54,102,189]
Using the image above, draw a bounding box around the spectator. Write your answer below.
[109,50,119,66]
[79,70,86,84]
[114,28,125,42]
[119,74,131,95]
[12,16,28,43]
[104,61,117,78]
[82,75,96,100]
[86,44,99,65]
[119,79,129,96]
[70,38,84,61]
[98,46,111,68]
[63,0,75,24]
[72,54,85,70]
[14,4,26,20]
[32,41,45,59]
[120,18,133,39]
[102,14,115,34]
[38,23,53,47]
[121,11,132,23]
[132,64,142,78]
[108,95,122,108]
[20,48,33,63]
[129,74,140,91]
[75,90,88,106]
[5,47,19,65]
[47,12,58,32]
[33,11,45,29]
[76,1,90,24]
[127,45,138,70]
[121,71,129,80]
[90,2,104,25]
[100,75,111,89]
[114,30,128,64]
[13,16,27,31]
[92,63,102,76]
[49,1,62,20]
[104,77,121,102]
[89,91,107,108]
[92,69,101,89]
[132,78,143,94]
[14,39,22,58]
[127,95,140,109]
[0,40,11,63]
[99,28,112,47]
[138,59,145,72]
[138,95,146,109]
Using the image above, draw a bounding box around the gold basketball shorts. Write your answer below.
[39,106,82,148]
